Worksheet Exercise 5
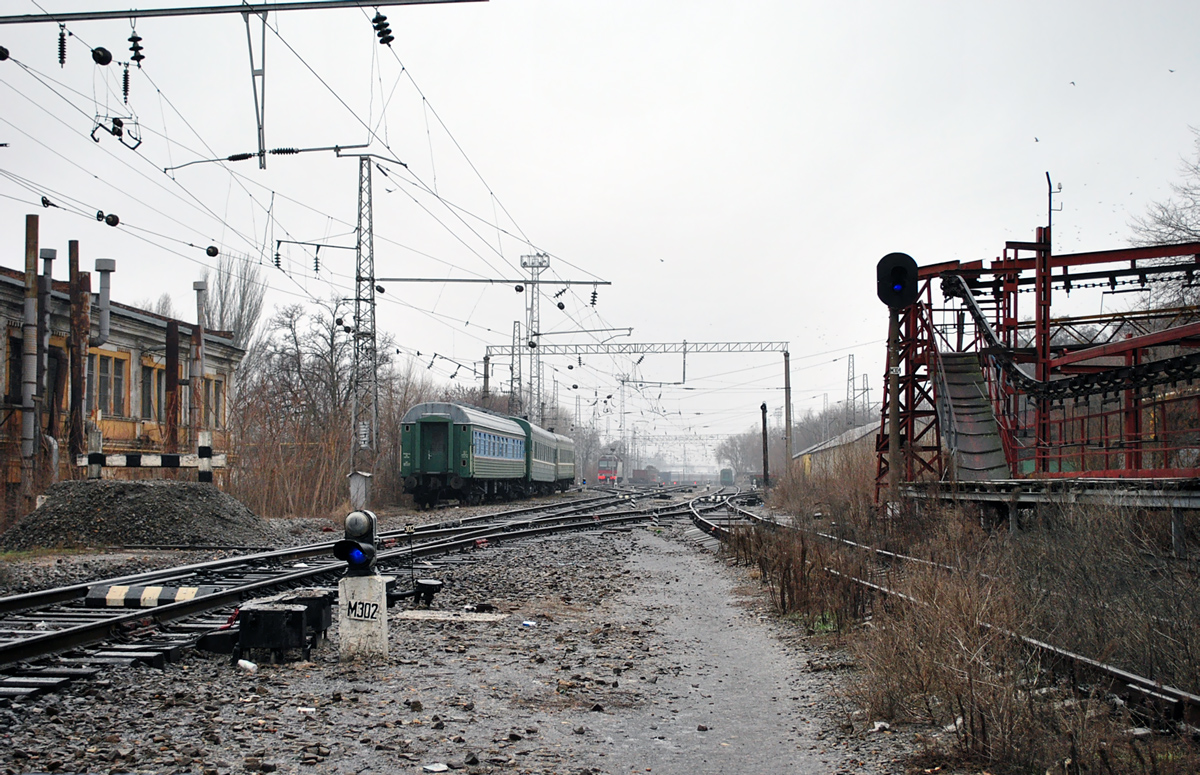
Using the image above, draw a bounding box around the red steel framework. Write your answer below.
[876,225,1200,499]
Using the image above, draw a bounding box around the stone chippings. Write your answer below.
[0,523,917,775]
[0,480,279,552]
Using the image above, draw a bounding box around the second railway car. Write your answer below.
[552,432,576,491]
[400,402,575,507]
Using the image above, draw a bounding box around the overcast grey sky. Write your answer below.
[3,1,1200,461]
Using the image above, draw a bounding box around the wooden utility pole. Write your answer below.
[68,242,89,462]
[165,322,180,453]
[21,215,38,502]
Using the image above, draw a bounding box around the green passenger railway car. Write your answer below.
[400,402,575,507]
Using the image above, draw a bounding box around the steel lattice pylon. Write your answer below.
[508,320,522,415]
[352,157,378,474]
[521,252,550,423]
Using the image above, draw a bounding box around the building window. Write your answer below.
[7,337,21,404]
[141,366,154,419]
[203,377,224,428]
[88,353,128,417]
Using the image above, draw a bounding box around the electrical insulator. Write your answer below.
[122,64,130,103]
[314,255,320,273]
[273,252,281,269]
[372,13,395,46]
[590,288,598,306]
[58,25,66,68]
[128,31,144,67]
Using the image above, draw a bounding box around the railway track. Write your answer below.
[688,495,1200,727]
[0,487,725,697]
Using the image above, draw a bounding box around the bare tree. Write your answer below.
[1131,128,1200,246]
[133,292,176,318]
[1128,130,1200,311]
[202,252,267,351]
[226,298,354,517]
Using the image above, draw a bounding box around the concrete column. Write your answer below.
[338,575,391,660]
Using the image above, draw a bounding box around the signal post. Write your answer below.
[334,510,391,659]
[876,253,918,512]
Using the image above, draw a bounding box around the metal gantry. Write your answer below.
[484,340,792,454]
[0,1,485,168]
[876,228,1200,503]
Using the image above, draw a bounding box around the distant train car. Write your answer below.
[400,402,574,507]
[720,468,734,486]
[511,418,559,495]
[552,432,576,490]
[597,453,623,484]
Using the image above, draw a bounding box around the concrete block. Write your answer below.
[338,574,391,660]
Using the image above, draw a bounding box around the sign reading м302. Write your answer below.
[346,600,380,621]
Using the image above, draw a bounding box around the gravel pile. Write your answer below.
[0,480,277,552]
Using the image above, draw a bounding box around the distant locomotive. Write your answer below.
[400,402,575,508]
[597,453,623,484]
[720,468,734,486]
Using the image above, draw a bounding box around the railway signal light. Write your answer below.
[333,509,378,576]
[876,252,918,309]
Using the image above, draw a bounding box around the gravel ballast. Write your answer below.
[0,520,917,774]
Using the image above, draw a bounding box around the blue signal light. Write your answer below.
[348,547,366,564]
[893,283,903,292]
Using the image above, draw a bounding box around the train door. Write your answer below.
[422,422,448,472]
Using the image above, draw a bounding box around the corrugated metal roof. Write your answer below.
[793,422,877,459]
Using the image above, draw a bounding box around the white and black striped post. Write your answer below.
[198,430,213,484]
[87,429,103,480]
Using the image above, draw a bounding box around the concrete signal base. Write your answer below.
[338,575,392,660]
